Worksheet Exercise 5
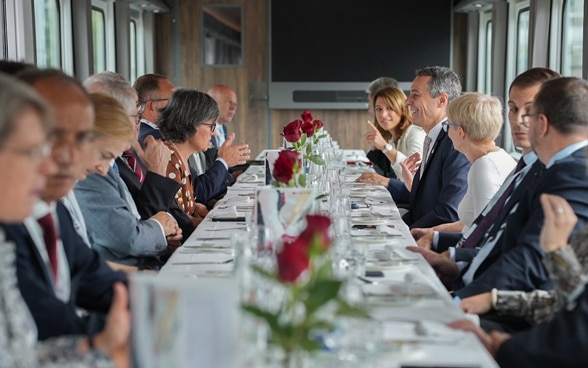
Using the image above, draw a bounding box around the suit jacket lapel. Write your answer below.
[20,221,54,287]
[413,130,445,195]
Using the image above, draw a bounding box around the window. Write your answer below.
[130,20,137,81]
[91,7,106,73]
[477,11,493,93]
[561,0,584,77]
[129,7,146,82]
[515,8,530,75]
[0,1,6,58]
[34,0,61,68]
[484,20,493,93]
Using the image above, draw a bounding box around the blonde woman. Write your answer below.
[414,92,516,236]
[74,93,180,268]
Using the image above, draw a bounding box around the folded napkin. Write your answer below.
[394,247,421,261]
[417,320,468,340]
[238,174,262,183]
[210,206,238,219]
[221,196,253,206]
[370,206,396,217]
[376,224,403,236]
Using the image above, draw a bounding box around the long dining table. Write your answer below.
[159,149,499,368]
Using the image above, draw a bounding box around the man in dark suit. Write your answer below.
[412,67,562,254]
[410,78,588,334]
[0,69,126,340]
[133,73,174,143]
[455,77,588,298]
[387,66,470,229]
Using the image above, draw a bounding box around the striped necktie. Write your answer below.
[458,158,527,249]
[122,150,145,183]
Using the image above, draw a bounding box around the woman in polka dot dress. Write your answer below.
[157,89,218,226]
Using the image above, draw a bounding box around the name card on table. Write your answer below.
[254,186,316,238]
[130,273,239,368]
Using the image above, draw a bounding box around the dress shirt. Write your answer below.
[461,143,588,286]
[60,190,91,247]
[215,123,226,147]
[442,152,537,257]
[24,201,71,302]
[460,161,535,285]
[140,119,159,132]
[420,121,443,178]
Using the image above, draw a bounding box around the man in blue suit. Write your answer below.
[411,78,588,334]
[1,69,126,340]
[387,66,470,229]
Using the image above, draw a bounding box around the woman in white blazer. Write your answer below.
[359,86,425,186]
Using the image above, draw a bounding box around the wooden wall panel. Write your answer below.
[153,0,466,156]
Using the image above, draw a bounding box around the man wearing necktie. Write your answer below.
[410,77,588,333]
[0,69,127,341]
[413,67,562,256]
[387,66,471,229]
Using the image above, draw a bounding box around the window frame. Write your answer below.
[559,0,585,77]
[91,0,115,73]
[505,0,531,98]
[477,10,493,94]
[129,5,146,82]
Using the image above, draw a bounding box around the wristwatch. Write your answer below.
[382,143,394,154]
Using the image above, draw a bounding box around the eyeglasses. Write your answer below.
[441,121,460,132]
[521,113,538,126]
[202,122,216,132]
[148,98,169,103]
[2,143,52,163]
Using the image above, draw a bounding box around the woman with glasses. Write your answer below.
[357,87,426,187]
[0,73,130,367]
[416,92,516,236]
[158,89,218,226]
[445,93,516,229]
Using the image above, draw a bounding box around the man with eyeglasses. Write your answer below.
[133,73,174,144]
[411,74,588,330]
[446,77,588,368]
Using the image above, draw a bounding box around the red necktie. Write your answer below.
[122,150,145,183]
[37,213,59,282]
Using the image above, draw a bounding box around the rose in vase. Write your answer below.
[242,215,368,360]
[273,150,306,188]
[281,110,327,165]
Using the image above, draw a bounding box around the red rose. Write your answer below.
[282,120,303,143]
[297,215,331,252]
[301,110,313,122]
[272,150,300,184]
[312,119,323,130]
[301,121,315,137]
[276,239,310,283]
